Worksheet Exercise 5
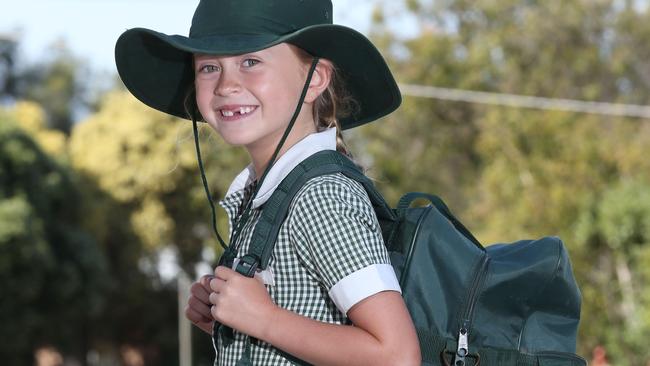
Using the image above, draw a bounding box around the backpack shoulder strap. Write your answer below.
[233,150,395,276]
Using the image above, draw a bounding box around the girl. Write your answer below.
[115,1,420,365]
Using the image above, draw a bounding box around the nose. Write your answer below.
[214,69,241,96]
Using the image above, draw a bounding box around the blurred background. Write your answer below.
[2,0,650,365]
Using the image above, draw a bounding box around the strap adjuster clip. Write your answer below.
[235,254,259,278]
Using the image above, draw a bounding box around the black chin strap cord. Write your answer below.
[192,57,320,252]
[229,57,320,250]
[192,113,228,250]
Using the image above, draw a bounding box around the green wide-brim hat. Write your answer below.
[115,0,401,130]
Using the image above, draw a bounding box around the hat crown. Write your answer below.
[190,0,333,38]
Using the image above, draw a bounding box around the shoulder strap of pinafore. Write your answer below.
[233,149,396,276]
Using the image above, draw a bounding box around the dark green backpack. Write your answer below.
[229,150,586,366]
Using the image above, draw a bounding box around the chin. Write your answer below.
[219,136,249,146]
[217,132,256,147]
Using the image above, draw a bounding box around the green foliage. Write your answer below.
[596,181,650,250]
[69,91,248,274]
[356,29,482,212]
[3,1,650,364]
[0,113,109,363]
[357,0,650,363]
[2,40,93,134]
[65,90,248,364]
[0,37,18,98]
[572,179,650,364]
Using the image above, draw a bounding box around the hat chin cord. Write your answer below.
[192,57,321,252]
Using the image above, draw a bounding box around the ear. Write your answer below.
[304,59,333,104]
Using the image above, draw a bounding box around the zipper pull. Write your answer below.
[455,327,469,366]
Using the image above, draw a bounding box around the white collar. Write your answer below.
[224,128,337,209]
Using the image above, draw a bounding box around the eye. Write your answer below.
[242,58,260,68]
[198,64,221,73]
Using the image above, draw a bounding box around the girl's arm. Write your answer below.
[209,266,421,366]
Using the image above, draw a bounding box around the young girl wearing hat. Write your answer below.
[115,1,420,365]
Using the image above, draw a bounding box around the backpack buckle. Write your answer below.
[234,254,259,278]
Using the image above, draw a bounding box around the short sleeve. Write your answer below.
[287,174,401,314]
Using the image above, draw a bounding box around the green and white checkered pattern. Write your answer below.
[215,173,391,365]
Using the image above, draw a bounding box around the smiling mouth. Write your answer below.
[219,106,257,117]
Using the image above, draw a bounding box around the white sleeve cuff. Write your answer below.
[328,263,402,315]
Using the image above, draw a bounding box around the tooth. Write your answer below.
[223,110,233,117]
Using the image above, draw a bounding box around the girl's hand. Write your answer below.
[209,266,277,338]
[184,275,215,335]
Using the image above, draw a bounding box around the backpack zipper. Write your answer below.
[455,255,489,366]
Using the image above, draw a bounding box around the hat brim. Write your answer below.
[115,25,401,129]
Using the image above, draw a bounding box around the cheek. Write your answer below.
[195,85,212,111]
[253,73,299,108]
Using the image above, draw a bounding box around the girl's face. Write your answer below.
[194,43,322,156]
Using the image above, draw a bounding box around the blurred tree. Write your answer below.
[0,108,109,364]
[1,38,94,135]
[355,1,486,211]
[4,1,648,363]
[68,90,248,364]
[0,35,18,99]
[10,100,67,158]
[16,43,88,134]
[69,90,248,275]
[573,179,650,361]
[357,0,650,363]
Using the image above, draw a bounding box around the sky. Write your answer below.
[0,0,379,74]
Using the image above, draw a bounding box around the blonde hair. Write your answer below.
[292,47,359,158]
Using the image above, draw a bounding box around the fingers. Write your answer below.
[188,294,213,320]
[186,275,217,335]
[196,321,213,335]
[184,302,214,335]
[200,274,214,288]
[211,267,233,293]
[185,303,212,324]
[191,276,212,304]
[214,265,236,280]
[209,291,219,306]
[211,275,234,296]
[189,267,245,328]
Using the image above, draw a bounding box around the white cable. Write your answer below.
[399,84,650,119]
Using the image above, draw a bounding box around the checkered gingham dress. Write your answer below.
[214,172,392,365]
